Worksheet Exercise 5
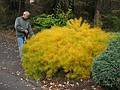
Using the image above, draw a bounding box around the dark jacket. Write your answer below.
[14,17,34,37]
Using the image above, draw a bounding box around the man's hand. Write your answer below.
[24,30,29,39]
[24,30,28,34]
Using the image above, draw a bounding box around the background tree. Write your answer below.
[0,0,120,30]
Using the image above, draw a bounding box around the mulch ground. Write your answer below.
[0,30,106,90]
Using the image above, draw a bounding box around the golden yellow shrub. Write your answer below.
[22,17,115,80]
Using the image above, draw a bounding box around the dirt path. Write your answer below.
[0,30,40,90]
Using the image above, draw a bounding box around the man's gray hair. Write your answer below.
[23,11,30,16]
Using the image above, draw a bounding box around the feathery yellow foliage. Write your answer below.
[22,17,115,80]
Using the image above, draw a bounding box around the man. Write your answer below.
[15,11,34,60]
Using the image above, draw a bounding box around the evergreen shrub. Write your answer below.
[92,33,120,89]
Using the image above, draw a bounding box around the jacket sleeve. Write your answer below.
[28,23,34,36]
[14,17,25,33]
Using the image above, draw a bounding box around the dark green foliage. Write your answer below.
[111,16,120,32]
[102,15,120,32]
[92,33,120,89]
[32,12,71,32]
[32,14,67,32]
[0,0,19,28]
[100,0,120,32]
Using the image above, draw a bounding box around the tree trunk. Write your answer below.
[94,0,102,26]
[19,0,25,15]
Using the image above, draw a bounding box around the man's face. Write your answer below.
[23,14,30,20]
